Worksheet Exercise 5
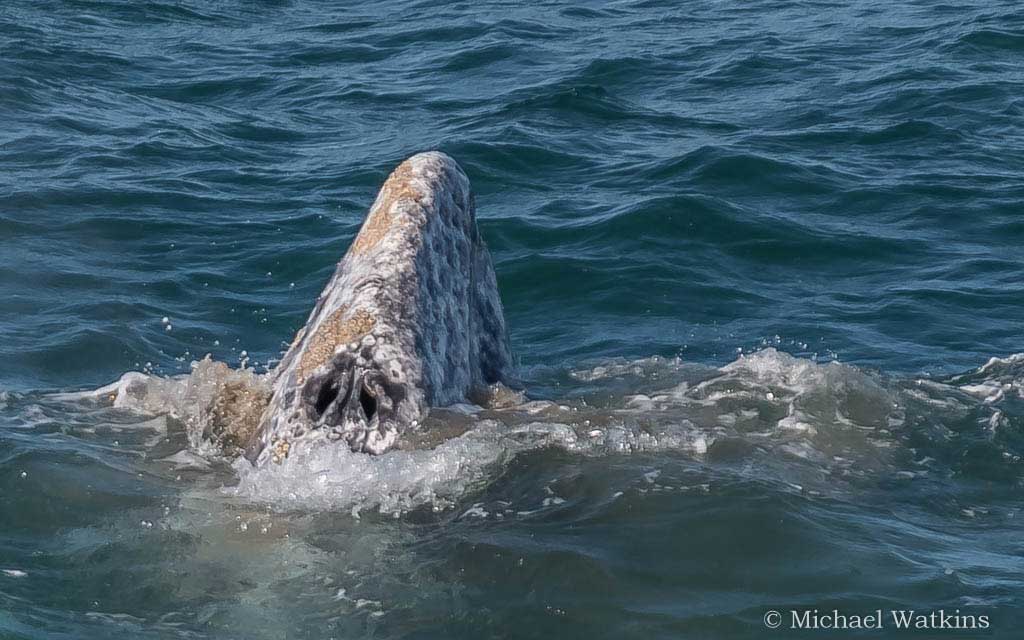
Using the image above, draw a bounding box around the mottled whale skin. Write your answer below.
[246,152,513,465]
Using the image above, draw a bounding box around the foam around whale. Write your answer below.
[56,346,1023,516]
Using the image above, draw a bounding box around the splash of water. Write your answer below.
[53,348,1024,516]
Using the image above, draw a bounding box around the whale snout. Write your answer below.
[303,352,406,455]
[243,345,413,464]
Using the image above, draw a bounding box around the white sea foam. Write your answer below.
[570,355,685,382]
[231,419,515,515]
[224,348,901,513]
[954,353,1024,404]
[55,347,1020,515]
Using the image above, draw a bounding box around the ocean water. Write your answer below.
[2,0,1024,638]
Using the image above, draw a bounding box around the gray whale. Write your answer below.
[245,152,513,465]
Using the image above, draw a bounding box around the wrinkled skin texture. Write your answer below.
[245,152,513,465]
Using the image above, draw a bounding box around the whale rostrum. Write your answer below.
[244,152,514,465]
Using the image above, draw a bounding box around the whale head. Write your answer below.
[243,151,513,466]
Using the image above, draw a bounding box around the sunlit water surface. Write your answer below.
[2,0,1024,638]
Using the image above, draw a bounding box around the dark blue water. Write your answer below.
[2,1,1024,638]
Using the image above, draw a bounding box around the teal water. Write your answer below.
[2,1,1024,638]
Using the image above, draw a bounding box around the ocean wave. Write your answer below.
[953,28,1024,53]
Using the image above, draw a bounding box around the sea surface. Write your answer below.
[2,1,1024,638]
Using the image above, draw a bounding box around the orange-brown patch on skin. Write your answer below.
[349,160,423,255]
[297,306,376,383]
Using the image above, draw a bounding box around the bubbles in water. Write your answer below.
[57,348,1024,515]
